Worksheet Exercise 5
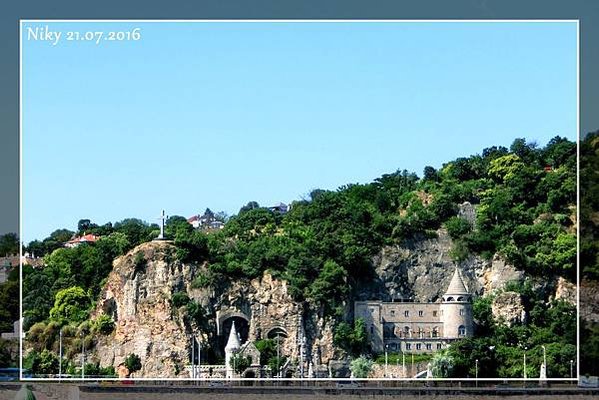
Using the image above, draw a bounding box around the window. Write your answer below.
[369,307,375,313]
[416,344,422,350]
[458,325,466,336]
[404,310,409,317]
[370,325,374,334]
[432,328,438,338]
[404,326,410,337]
[433,311,437,317]
[390,310,395,317]
[437,343,442,350]
[406,343,411,350]
[418,310,423,317]
[426,344,432,350]
[459,308,465,316]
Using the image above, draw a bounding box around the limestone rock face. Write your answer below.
[89,227,575,378]
[92,241,194,378]
[363,228,525,304]
[492,291,525,327]
[555,276,576,306]
[581,279,599,324]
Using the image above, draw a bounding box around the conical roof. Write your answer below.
[225,321,241,351]
[445,267,469,295]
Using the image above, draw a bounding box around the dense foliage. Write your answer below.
[443,280,576,378]
[580,130,599,376]
[18,136,580,376]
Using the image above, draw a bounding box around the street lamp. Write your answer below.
[570,360,574,380]
[384,344,389,378]
[80,332,85,380]
[523,347,527,380]
[541,345,547,375]
[197,338,201,380]
[276,332,281,379]
[191,335,195,379]
[59,328,63,381]
[475,359,478,387]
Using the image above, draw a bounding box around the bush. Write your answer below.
[229,353,252,374]
[133,252,146,273]
[444,216,472,239]
[333,318,369,357]
[349,356,373,378]
[94,314,115,335]
[124,353,142,374]
[171,291,190,308]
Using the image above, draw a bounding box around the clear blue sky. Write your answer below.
[21,21,577,243]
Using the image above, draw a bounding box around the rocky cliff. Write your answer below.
[362,228,525,304]
[89,227,575,377]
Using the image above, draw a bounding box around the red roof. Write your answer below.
[67,234,99,244]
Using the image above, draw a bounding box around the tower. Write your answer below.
[439,267,473,339]
[225,321,241,379]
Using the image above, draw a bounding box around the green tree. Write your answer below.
[333,318,369,357]
[49,286,90,325]
[309,260,348,311]
[431,351,454,378]
[349,356,372,378]
[25,349,59,375]
[229,353,252,375]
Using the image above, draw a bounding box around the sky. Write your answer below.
[21,21,577,243]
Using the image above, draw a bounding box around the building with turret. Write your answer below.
[354,267,473,353]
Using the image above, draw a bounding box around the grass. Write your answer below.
[374,352,433,365]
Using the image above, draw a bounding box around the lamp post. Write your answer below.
[570,360,573,380]
[276,333,281,379]
[541,345,547,375]
[59,328,63,381]
[191,335,195,379]
[523,347,527,380]
[80,332,85,380]
[475,359,478,387]
[385,345,388,378]
[197,338,201,380]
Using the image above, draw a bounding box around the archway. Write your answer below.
[220,316,250,352]
[266,326,288,340]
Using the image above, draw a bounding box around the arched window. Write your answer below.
[432,327,438,338]
[458,325,466,336]
[404,326,410,337]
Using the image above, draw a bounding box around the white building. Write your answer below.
[355,267,473,353]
